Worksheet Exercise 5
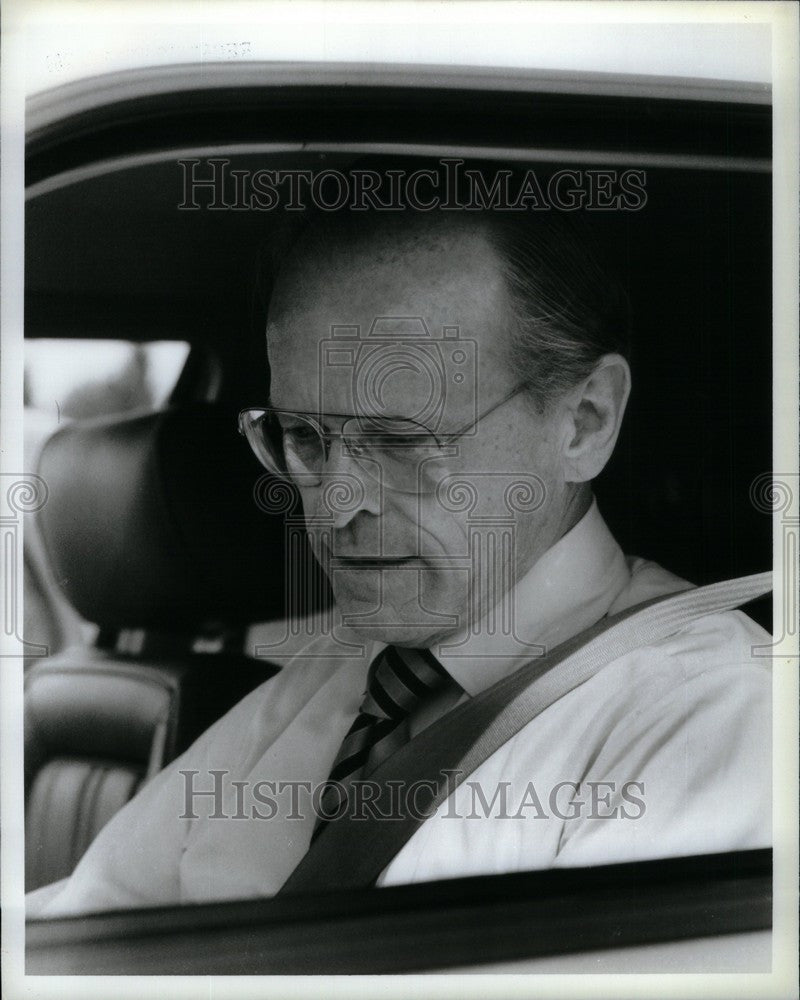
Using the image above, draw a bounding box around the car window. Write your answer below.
[24,339,190,423]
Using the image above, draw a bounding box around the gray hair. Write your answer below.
[485,212,630,412]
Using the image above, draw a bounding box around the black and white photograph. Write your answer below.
[2,1,798,995]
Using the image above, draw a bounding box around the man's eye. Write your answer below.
[284,426,316,441]
[284,427,320,454]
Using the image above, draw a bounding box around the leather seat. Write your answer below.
[25,402,319,890]
[25,647,271,890]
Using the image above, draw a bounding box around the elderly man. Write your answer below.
[31,205,770,915]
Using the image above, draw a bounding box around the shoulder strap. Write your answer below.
[280,572,771,895]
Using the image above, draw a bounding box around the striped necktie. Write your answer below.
[312,645,459,841]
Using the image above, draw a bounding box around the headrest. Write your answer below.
[36,403,303,630]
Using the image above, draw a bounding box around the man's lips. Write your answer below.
[331,556,419,569]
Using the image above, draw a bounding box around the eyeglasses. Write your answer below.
[238,383,527,494]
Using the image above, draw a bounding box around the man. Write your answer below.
[30,205,770,915]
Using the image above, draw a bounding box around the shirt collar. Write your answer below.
[434,497,631,697]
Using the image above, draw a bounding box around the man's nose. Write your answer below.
[312,438,382,529]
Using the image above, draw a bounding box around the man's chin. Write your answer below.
[330,573,462,649]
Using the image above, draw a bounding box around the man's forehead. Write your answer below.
[268,323,475,421]
[266,215,515,417]
[269,220,509,347]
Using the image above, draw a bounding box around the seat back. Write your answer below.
[25,403,302,889]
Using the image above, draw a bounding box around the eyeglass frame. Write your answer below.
[237,382,529,486]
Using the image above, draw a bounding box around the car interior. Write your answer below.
[21,65,772,971]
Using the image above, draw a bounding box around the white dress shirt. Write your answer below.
[33,500,771,916]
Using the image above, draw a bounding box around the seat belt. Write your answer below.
[280,572,772,895]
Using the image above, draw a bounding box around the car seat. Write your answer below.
[24,402,311,890]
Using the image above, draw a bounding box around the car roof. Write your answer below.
[28,61,771,137]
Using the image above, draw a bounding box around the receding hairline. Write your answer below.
[282,210,502,275]
[266,208,628,411]
[266,211,510,336]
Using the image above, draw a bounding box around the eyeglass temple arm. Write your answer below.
[439,383,528,444]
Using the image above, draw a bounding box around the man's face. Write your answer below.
[267,220,576,647]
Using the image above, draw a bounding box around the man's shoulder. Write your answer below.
[612,555,692,610]
[586,609,772,764]
[611,607,771,711]
[566,558,772,757]
[610,556,771,669]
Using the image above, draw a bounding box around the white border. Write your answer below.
[2,3,798,999]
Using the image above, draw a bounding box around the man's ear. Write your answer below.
[559,353,631,482]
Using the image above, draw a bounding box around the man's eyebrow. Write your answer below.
[266,395,316,415]
[266,396,354,421]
